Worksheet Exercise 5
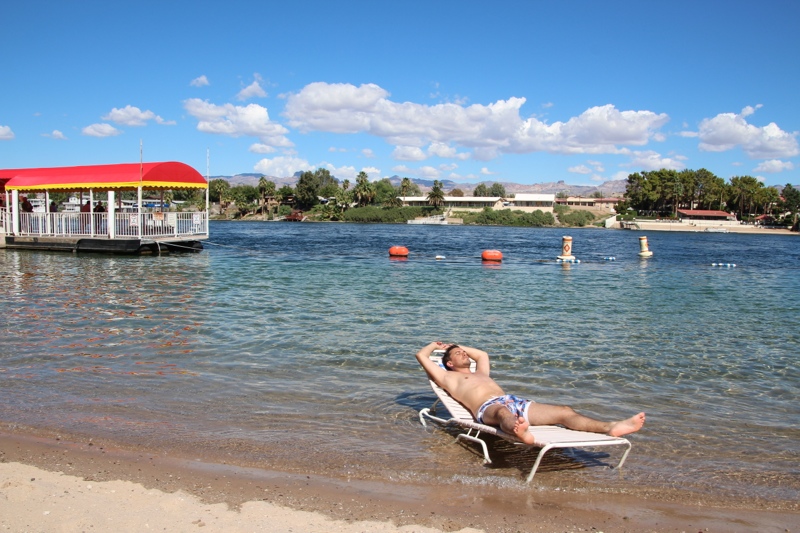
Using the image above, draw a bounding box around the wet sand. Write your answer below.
[1,430,796,533]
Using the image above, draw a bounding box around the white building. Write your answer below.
[401,194,555,213]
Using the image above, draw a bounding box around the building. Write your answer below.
[401,193,555,213]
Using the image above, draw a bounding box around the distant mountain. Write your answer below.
[215,172,627,197]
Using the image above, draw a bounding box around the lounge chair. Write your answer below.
[418,352,632,483]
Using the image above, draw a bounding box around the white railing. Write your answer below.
[14,211,208,239]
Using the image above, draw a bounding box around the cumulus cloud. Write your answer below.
[249,143,277,154]
[237,75,267,101]
[43,130,67,140]
[753,159,794,173]
[284,82,669,161]
[568,165,592,174]
[253,155,312,177]
[184,98,292,148]
[362,148,375,158]
[624,150,686,171]
[191,75,210,87]
[392,145,427,161]
[698,105,799,159]
[103,105,175,126]
[480,167,495,175]
[0,125,16,140]
[82,123,121,137]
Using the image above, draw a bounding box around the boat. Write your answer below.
[704,227,729,233]
[407,214,448,225]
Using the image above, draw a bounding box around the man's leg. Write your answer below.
[481,404,536,445]
[527,403,645,437]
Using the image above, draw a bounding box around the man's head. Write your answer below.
[442,344,469,371]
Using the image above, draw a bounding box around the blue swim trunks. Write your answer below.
[476,394,532,424]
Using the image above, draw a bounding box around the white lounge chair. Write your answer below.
[418,353,632,483]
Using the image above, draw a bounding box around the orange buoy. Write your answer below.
[388,245,409,257]
[481,249,503,262]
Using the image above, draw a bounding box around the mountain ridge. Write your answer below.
[211,173,627,197]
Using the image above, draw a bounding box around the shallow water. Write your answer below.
[1,222,798,507]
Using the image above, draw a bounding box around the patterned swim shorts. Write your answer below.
[476,394,532,424]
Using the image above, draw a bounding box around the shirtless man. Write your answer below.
[416,341,645,445]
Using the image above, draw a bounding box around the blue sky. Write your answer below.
[2,0,798,187]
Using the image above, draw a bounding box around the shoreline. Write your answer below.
[617,220,797,235]
[1,429,796,533]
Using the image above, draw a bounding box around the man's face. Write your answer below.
[446,347,470,369]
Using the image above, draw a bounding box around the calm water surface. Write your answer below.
[1,222,798,508]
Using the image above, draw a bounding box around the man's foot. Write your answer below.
[507,415,535,445]
[608,412,646,437]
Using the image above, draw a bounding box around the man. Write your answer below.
[416,341,645,445]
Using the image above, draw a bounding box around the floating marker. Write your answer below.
[557,236,576,261]
[638,236,653,258]
[435,255,446,260]
[557,258,580,264]
[388,245,409,257]
[712,263,737,268]
[481,249,503,262]
[604,256,616,261]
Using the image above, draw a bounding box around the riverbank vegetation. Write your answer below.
[207,169,594,227]
[620,168,799,229]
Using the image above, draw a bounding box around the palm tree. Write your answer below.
[353,171,375,207]
[427,180,445,209]
[400,177,412,204]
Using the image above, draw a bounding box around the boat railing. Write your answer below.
[14,211,208,239]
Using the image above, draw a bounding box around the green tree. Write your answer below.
[449,188,464,197]
[373,178,397,205]
[473,183,489,197]
[400,177,412,202]
[295,168,338,210]
[779,183,800,230]
[258,176,276,214]
[488,182,506,197]
[728,175,762,218]
[209,178,230,203]
[427,180,445,208]
[353,171,376,207]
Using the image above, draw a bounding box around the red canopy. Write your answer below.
[0,162,207,192]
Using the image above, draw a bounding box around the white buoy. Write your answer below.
[557,235,576,261]
[638,236,653,258]
[435,255,445,260]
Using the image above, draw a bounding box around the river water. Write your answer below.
[1,222,798,508]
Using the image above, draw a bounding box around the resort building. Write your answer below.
[555,196,622,212]
[401,193,555,213]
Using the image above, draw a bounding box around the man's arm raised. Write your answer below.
[415,341,448,382]
[458,345,491,375]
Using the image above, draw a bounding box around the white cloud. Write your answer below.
[361,166,381,179]
[249,143,277,154]
[0,125,16,140]
[284,82,669,159]
[237,80,267,101]
[184,98,292,148]
[698,105,799,158]
[480,167,495,175]
[82,123,121,137]
[253,156,313,177]
[362,148,375,158]
[753,159,794,173]
[43,130,67,140]
[624,150,686,171]
[588,160,605,172]
[191,75,210,87]
[392,145,427,161]
[428,141,470,160]
[102,105,175,126]
[568,165,592,174]
[679,130,699,138]
[391,164,441,179]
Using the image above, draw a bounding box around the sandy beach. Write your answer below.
[617,219,797,235]
[1,430,796,533]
